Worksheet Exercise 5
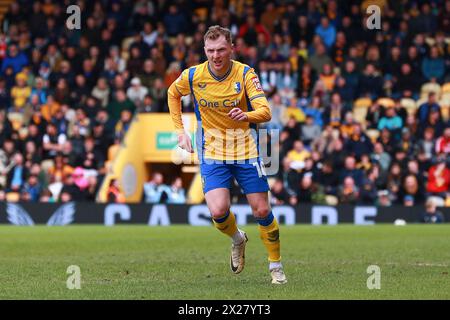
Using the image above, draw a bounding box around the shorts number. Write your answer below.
[252,161,267,178]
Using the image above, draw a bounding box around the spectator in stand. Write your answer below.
[301,115,321,146]
[421,46,445,82]
[286,140,311,171]
[435,128,450,155]
[270,178,297,206]
[143,172,170,203]
[166,177,186,204]
[400,174,426,205]
[339,156,364,187]
[417,92,442,126]
[378,107,403,140]
[107,178,125,203]
[338,176,359,204]
[1,43,28,75]
[421,198,445,223]
[426,157,450,199]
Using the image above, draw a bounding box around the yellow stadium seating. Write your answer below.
[353,97,372,109]
[400,98,417,116]
[353,107,367,124]
[441,82,450,95]
[421,82,441,98]
[365,129,380,143]
[376,97,395,108]
[6,192,20,202]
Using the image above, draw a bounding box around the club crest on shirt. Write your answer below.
[198,82,207,89]
[234,82,241,93]
[252,77,263,91]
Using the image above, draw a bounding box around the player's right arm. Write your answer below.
[167,69,194,153]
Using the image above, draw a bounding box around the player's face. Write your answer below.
[204,35,233,75]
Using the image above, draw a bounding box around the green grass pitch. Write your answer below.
[0,225,449,299]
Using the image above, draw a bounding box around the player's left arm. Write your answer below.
[228,69,272,123]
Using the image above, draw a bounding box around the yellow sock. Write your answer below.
[257,212,281,262]
[212,210,238,238]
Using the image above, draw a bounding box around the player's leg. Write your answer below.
[201,162,247,274]
[246,192,286,284]
[233,160,287,284]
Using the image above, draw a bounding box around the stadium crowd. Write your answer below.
[0,0,449,207]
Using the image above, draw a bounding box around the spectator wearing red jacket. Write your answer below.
[238,15,270,46]
[427,157,450,198]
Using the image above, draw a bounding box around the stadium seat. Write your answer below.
[376,97,395,108]
[441,82,450,95]
[7,112,24,131]
[353,107,367,124]
[6,192,20,202]
[401,98,418,116]
[365,129,380,143]
[442,106,449,121]
[416,98,427,109]
[325,195,338,206]
[353,97,372,109]
[420,82,441,98]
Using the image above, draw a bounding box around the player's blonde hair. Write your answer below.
[204,25,232,45]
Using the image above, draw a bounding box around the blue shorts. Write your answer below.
[200,159,270,194]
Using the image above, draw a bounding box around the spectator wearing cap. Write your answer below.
[10,72,31,111]
[403,194,415,207]
[127,77,148,109]
[38,61,51,81]
[376,190,392,207]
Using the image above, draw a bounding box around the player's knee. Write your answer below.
[209,204,230,220]
[252,205,271,219]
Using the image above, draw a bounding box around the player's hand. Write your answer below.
[228,108,248,121]
[178,132,194,153]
